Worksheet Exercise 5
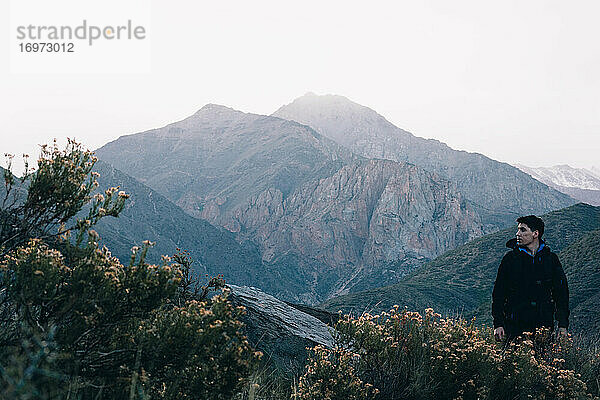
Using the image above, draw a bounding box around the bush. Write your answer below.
[296,345,378,400]
[0,326,64,400]
[136,294,261,399]
[297,307,599,400]
[0,141,261,398]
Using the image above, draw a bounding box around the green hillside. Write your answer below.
[322,203,600,335]
[558,229,600,334]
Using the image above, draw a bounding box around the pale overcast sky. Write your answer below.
[1,0,599,173]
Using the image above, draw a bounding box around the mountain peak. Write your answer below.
[281,92,363,111]
[272,93,395,140]
[194,103,242,116]
[168,103,250,130]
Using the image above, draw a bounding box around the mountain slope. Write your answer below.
[557,230,600,334]
[1,161,275,291]
[91,160,269,287]
[516,164,600,206]
[273,93,575,229]
[322,203,600,336]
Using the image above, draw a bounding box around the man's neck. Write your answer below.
[525,240,540,255]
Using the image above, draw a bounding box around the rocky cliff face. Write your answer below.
[221,159,483,301]
[273,93,575,230]
[96,105,484,303]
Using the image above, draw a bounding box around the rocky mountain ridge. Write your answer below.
[224,158,483,300]
[98,104,357,218]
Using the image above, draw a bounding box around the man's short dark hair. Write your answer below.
[517,215,544,238]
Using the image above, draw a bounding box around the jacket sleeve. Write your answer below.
[552,253,570,329]
[492,254,509,329]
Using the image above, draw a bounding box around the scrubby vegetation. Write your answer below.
[0,141,260,399]
[297,307,600,400]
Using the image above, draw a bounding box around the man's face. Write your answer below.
[516,223,538,246]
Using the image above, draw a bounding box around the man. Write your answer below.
[492,215,569,342]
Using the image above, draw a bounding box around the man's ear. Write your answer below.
[532,230,539,239]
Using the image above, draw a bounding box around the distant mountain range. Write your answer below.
[93,94,575,302]
[515,165,600,190]
[515,164,600,206]
[321,203,600,337]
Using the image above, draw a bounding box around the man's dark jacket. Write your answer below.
[492,238,569,336]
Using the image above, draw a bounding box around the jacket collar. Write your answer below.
[506,238,548,256]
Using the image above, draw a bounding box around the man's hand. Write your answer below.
[556,327,568,339]
[494,326,505,341]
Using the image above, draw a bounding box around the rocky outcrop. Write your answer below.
[227,284,334,372]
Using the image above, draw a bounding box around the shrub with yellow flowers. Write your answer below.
[134,294,261,399]
[0,141,260,399]
[297,306,599,400]
[296,345,378,400]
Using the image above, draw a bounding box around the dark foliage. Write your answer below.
[0,141,260,399]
